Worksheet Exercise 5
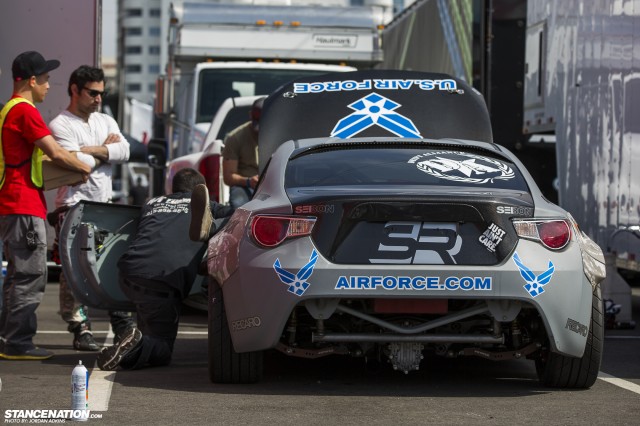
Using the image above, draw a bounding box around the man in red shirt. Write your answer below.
[0,51,91,360]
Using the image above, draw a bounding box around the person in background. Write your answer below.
[97,168,233,370]
[49,65,134,352]
[128,175,148,205]
[0,51,90,360]
[221,97,264,209]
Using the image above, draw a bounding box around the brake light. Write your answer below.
[251,215,316,247]
[513,219,571,250]
[538,221,571,249]
[198,154,220,203]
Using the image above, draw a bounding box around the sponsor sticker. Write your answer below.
[479,222,506,252]
[369,221,461,265]
[334,275,492,291]
[293,78,457,94]
[294,204,335,214]
[497,205,533,216]
[408,151,515,184]
[565,318,589,337]
[231,316,262,331]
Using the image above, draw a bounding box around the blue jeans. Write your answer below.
[229,185,254,209]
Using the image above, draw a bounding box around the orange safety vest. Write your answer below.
[0,98,44,190]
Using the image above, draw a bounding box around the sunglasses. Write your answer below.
[82,87,108,98]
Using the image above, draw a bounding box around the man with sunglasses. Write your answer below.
[49,65,134,352]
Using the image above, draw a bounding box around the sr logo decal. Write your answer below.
[369,222,461,265]
[408,151,515,184]
[512,252,555,297]
[331,93,421,138]
[273,249,318,296]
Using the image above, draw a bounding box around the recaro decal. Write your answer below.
[230,316,262,331]
[273,249,318,296]
[331,92,421,138]
[565,318,588,337]
[408,151,515,184]
[369,222,461,265]
[512,252,555,297]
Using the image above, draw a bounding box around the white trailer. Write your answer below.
[155,1,385,161]
[523,0,640,327]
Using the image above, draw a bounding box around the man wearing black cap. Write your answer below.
[0,51,91,360]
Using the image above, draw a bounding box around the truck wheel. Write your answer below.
[208,278,263,383]
[535,282,603,388]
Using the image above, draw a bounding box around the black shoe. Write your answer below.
[189,184,212,242]
[113,326,135,346]
[0,347,54,360]
[74,331,100,352]
[97,328,142,371]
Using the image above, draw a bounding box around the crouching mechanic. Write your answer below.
[97,168,233,370]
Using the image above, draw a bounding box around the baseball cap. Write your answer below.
[12,51,60,81]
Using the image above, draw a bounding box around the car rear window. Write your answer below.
[285,146,529,190]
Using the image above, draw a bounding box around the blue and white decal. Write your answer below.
[273,250,318,296]
[331,93,421,138]
[512,252,555,297]
[334,275,492,291]
[293,78,457,94]
[408,151,515,184]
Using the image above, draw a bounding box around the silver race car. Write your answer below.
[60,70,605,388]
[205,70,606,386]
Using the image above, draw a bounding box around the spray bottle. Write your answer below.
[71,360,89,421]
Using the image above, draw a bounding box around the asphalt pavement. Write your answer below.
[1,279,639,425]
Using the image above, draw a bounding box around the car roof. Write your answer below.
[258,69,493,172]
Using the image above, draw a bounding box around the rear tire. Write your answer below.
[535,282,603,388]
[208,278,263,383]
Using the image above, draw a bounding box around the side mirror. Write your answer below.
[147,138,167,170]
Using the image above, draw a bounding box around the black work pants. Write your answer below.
[119,275,182,369]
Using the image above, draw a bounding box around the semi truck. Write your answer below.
[153,1,386,162]
[382,0,638,327]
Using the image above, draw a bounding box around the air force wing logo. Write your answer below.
[512,252,555,297]
[331,93,421,139]
[273,250,318,296]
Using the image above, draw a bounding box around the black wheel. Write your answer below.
[535,282,603,388]
[208,278,263,384]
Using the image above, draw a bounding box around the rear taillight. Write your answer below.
[251,215,316,247]
[199,154,220,203]
[513,219,571,250]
